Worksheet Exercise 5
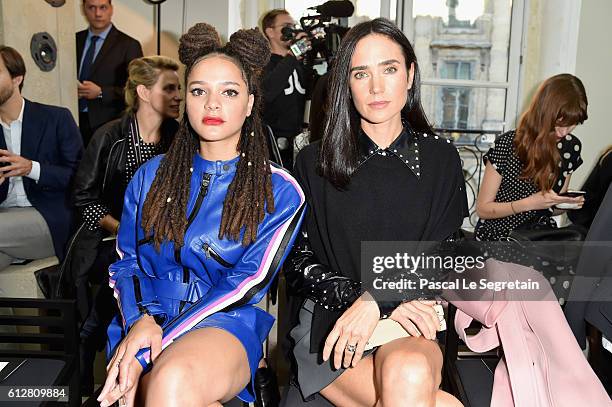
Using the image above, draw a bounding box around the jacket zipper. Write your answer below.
[202,242,235,268]
[178,172,212,312]
[187,173,212,226]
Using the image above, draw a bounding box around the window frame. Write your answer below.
[394,0,525,131]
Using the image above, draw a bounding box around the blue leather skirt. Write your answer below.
[107,280,275,403]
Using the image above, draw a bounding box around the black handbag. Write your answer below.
[505,216,587,302]
[507,216,586,264]
[508,215,586,242]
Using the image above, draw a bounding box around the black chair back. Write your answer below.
[0,298,79,407]
[442,303,499,407]
[266,124,284,168]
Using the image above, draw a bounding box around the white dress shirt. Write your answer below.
[0,98,41,208]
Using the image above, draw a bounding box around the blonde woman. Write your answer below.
[63,55,181,396]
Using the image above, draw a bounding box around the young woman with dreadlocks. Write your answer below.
[98,23,305,407]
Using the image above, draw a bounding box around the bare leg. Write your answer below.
[320,336,462,407]
[137,327,251,407]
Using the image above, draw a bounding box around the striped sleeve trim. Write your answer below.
[138,167,306,364]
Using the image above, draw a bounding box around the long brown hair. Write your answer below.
[515,73,588,190]
[140,23,274,249]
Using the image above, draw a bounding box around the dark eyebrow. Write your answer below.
[187,80,241,87]
[380,59,401,66]
[350,59,401,73]
[349,65,368,73]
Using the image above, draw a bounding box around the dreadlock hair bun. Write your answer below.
[226,28,271,73]
[178,22,222,67]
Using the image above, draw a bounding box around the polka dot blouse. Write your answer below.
[82,137,161,231]
[475,130,583,241]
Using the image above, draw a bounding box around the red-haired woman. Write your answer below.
[475,73,588,241]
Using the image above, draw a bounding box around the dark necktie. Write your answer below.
[79,35,100,111]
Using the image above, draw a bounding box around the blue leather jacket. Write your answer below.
[107,153,306,369]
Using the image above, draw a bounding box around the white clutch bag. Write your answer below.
[364,304,446,351]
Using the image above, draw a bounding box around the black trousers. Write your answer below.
[78,111,94,147]
[62,226,118,394]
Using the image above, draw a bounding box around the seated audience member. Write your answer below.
[475,74,588,241]
[568,145,612,229]
[66,56,181,395]
[287,18,465,406]
[97,24,304,407]
[0,45,82,271]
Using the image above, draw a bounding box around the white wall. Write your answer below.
[517,0,609,188]
[0,0,77,118]
[572,0,612,187]
[518,0,581,119]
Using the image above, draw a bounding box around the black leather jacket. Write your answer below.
[72,113,178,221]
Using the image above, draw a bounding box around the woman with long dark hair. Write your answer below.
[97,24,305,407]
[287,18,466,406]
[475,74,588,241]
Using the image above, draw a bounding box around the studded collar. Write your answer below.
[357,125,422,178]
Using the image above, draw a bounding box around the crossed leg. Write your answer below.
[136,327,251,407]
[320,336,462,407]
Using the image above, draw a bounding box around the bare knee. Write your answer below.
[145,357,201,403]
[146,354,237,406]
[380,346,441,391]
[147,360,193,394]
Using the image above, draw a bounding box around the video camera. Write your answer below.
[281,0,354,66]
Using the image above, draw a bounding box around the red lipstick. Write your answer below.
[203,117,225,125]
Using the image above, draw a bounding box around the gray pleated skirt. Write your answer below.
[289,299,377,400]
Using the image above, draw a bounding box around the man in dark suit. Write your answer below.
[76,0,142,145]
[0,46,83,271]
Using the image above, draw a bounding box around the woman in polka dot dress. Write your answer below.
[63,56,181,396]
[475,73,588,242]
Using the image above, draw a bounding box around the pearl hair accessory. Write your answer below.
[166,197,172,203]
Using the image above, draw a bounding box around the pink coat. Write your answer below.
[452,259,611,407]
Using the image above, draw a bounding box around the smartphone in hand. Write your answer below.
[559,190,586,198]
